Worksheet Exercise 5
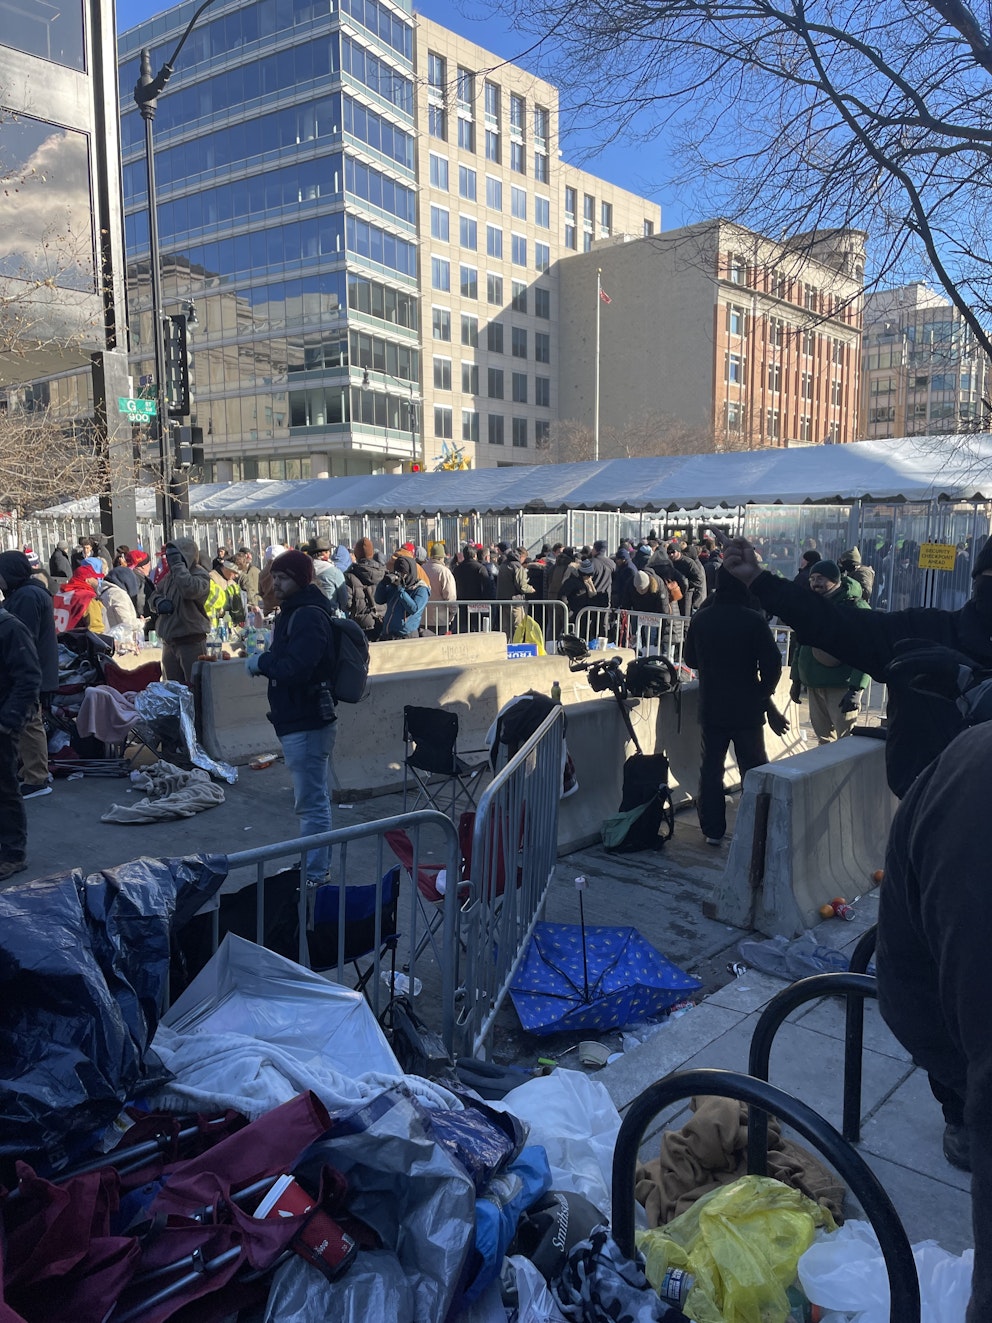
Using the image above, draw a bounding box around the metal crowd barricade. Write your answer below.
[456,705,565,1058]
[572,606,691,665]
[423,598,569,646]
[196,809,463,1045]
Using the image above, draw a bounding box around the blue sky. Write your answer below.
[114,0,686,225]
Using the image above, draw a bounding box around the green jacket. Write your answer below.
[792,576,871,690]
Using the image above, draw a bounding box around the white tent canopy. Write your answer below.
[37,434,992,519]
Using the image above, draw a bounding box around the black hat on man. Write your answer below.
[810,559,842,583]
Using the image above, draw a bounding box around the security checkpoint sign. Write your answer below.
[118,396,157,419]
[917,542,957,571]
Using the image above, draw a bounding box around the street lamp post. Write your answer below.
[133,0,219,544]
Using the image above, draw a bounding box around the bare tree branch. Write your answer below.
[488,0,992,358]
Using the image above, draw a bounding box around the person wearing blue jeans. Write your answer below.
[279,723,337,880]
[246,549,338,883]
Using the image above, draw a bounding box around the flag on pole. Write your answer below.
[599,288,612,304]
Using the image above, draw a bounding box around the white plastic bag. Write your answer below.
[496,1069,619,1219]
[798,1219,973,1323]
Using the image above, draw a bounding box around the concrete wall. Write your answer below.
[707,736,896,938]
[198,641,807,854]
[197,634,638,790]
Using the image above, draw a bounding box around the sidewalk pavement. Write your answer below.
[598,887,974,1258]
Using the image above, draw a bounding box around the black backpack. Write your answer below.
[290,607,370,704]
[329,617,370,704]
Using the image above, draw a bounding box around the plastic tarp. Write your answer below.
[0,854,228,1172]
[158,933,403,1109]
[33,433,992,519]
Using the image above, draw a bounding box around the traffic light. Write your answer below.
[164,314,191,418]
[173,424,204,469]
[403,461,423,473]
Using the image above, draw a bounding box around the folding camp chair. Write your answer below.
[308,864,401,1002]
[401,705,487,816]
[385,815,474,966]
[95,654,168,763]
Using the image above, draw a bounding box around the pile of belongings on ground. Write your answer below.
[1,853,895,1323]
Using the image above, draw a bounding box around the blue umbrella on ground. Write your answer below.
[509,920,701,1036]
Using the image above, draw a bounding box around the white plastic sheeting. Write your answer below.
[37,433,992,519]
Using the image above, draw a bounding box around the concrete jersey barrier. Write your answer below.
[707,735,895,937]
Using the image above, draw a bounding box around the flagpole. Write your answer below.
[593,268,601,463]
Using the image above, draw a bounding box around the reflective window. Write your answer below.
[130,95,348,190]
[346,214,416,276]
[345,156,416,224]
[342,36,414,114]
[0,114,93,289]
[344,96,415,169]
[340,0,414,59]
[151,38,341,135]
[5,0,84,68]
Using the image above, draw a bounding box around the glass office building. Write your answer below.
[119,0,422,480]
[118,0,660,478]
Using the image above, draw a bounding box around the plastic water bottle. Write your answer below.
[551,680,561,703]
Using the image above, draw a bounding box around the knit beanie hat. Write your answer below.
[270,549,314,587]
[972,535,992,577]
[633,570,651,592]
[354,537,374,561]
[841,546,862,565]
[414,545,428,564]
[810,559,841,583]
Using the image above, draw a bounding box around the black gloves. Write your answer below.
[839,687,862,714]
[789,680,802,704]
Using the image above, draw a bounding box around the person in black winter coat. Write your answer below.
[245,549,337,884]
[875,721,992,1320]
[667,543,706,615]
[0,589,41,878]
[48,541,71,581]
[453,545,495,632]
[684,569,783,844]
[0,551,58,798]
[723,531,992,798]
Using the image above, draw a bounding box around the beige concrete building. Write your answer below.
[861,283,991,439]
[557,220,865,454]
[415,17,660,468]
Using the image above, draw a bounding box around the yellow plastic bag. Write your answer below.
[637,1175,836,1323]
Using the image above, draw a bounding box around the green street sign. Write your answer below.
[118,396,157,419]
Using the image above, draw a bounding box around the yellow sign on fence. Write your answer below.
[917,542,958,571]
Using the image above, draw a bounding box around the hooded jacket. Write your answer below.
[343,557,385,636]
[150,537,210,642]
[312,558,347,612]
[376,555,429,637]
[0,551,59,693]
